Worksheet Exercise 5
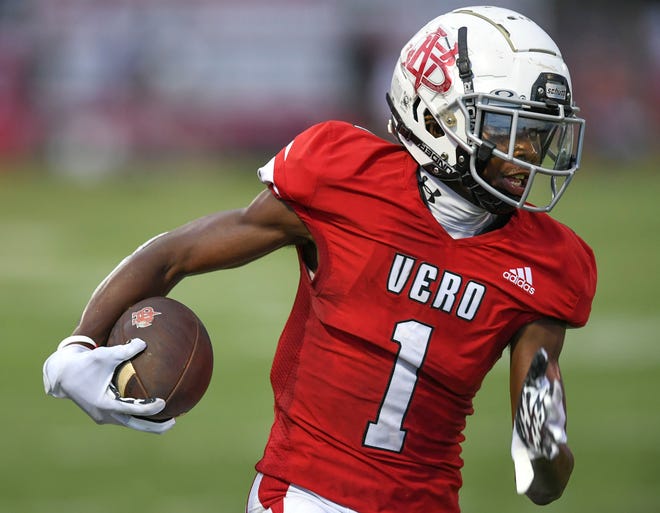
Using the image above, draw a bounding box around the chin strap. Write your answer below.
[453,141,513,215]
[457,26,476,132]
[386,93,459,181]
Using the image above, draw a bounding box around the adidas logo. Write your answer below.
[502,266,535,295]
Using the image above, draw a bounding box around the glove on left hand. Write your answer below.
[511,348,567,494]
[44,336,175,434]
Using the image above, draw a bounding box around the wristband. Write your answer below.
[57,335,98,351]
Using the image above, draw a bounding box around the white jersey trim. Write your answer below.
[258,140,295,197]
[247,473,359,513]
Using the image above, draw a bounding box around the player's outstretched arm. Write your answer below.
[44,189,311,431]
[509,318,574,505]
[75,188,311,345]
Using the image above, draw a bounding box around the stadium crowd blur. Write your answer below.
[0,0,658,176]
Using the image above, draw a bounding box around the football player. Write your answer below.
[43,6,596,512]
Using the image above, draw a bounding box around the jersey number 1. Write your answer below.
[363,320,433,452]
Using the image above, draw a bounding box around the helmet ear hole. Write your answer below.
[424,110,444,138]
[411,97,421,122]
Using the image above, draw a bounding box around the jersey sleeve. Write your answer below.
[513,211,597,329]
[257,126,321,206]
[562,230,597,327]
[257,121,387,212]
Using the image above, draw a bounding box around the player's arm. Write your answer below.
[43,189,311,432]
[74,189,311,345]
[509,317,574,505]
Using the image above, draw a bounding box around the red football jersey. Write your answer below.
[255,121,596,512]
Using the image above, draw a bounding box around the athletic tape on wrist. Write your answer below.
[57,335,98,351]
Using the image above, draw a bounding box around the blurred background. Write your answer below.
[0,0,658,174]
[1,1,658,513]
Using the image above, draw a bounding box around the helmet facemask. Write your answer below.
[441,91,585,213]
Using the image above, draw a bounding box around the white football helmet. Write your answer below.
[388,6,585,213]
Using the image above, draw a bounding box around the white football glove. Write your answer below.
[511,348,567,494]
[43,336,175,434]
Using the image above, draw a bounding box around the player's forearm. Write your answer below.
[526,443,574,505]
[72,241,182,345]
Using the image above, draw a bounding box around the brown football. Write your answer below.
[106,296,213,421]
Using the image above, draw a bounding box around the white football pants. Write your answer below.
[246,473,359,513]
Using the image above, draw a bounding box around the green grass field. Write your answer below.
[0,156,658,513]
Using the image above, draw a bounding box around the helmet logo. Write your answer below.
[404,27,458,94]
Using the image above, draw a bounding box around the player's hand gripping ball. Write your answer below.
[107,297,213,421]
